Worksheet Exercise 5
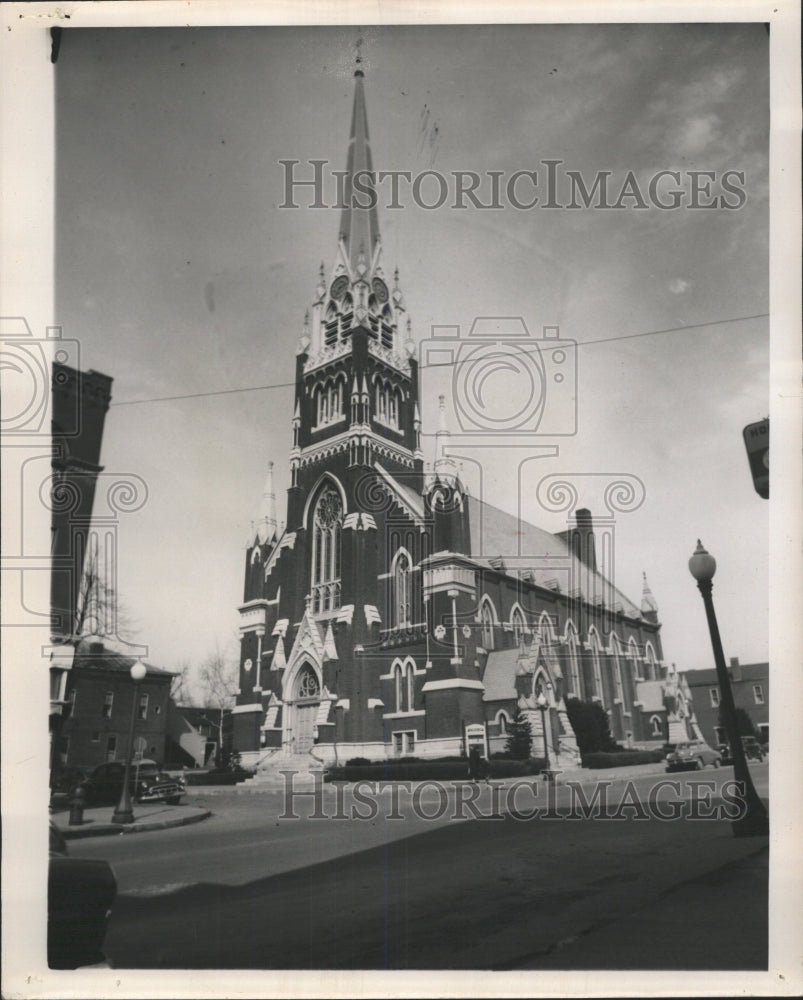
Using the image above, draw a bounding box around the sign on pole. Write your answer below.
[742,418,769,499]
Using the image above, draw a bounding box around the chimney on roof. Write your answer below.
[574,508,597,572]
[729,657,739,668]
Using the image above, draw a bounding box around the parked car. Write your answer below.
[665,739,721,772]
[718,736,765,765]
[48,822,116,968]
[76,759,185,806]
[50,765,88,795]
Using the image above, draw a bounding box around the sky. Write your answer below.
[53,22,771,684]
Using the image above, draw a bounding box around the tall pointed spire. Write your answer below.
[255,461,278,544]
[641,571,659,618]
[338,63,380,274]
[434,395,458,480]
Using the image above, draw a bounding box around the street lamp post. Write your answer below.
[111,659,147,825]
[688,540,769,837]
[536,690,550,770]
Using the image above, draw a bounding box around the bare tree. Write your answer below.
[197,641,238,709]
[73,549,136,641]
[170,660,196,706]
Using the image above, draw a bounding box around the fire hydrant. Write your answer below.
[68,784,86,826]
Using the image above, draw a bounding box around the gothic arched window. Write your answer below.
[480,599,496,651]
[589,629,604,706]
[311,486,342,613]
[612,636,625,703]
[394,659,415,714]
[645,643,657,681]
[566,622,581,698]
[297,664,320,700]
[511,606,526,644]
[393,550,411,628]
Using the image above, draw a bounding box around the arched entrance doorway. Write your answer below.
[289,663,321,754]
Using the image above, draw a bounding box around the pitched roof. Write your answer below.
[466,496,642,618]
[685,662,768,686]
[73,637,173,677]
[373,464,425,522]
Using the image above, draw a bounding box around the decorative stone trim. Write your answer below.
[421,678,484,693]
[364,605,381,626]
[367,698,384,709]
[272,619,289,637]
[232,703,263,714]
[335,604,355,625]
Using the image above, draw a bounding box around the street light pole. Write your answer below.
[688,541,769,838]
[112,659,147,825]
[536,691,550,769]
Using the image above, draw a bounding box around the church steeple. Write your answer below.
[641,571,659,623]
[302,65,408,365]
[338,65,380,275]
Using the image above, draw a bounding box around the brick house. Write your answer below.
[49,362,113,770]
[685,658,769,747]
[57,637,173,769]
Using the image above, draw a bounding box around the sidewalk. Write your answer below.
[50,801,211,839]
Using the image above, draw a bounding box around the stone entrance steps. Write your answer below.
[238,752,328,791]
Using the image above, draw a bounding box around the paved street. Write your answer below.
[66,763,769,970]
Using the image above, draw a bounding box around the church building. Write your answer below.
[232,68,681,773]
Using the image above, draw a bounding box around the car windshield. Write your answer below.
[134,763,160,776]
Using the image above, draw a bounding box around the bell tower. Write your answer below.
[286,64,424,530]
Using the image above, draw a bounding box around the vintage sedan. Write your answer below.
[76,759,185,806]
[665,740,721,772]
[719,736,766,764]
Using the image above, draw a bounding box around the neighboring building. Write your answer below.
[685,658,769,747]
[49,362,113,771]
[166,705,229,768]
[232,69,688,774]
[50,362,113,639]
[57,636,173,769]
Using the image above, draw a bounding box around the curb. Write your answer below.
[60,807,212,840]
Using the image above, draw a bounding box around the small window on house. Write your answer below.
[649,714,662,737]
[138,693,149,720]
[106,734,118,761]
[91,731,100,744]
[67,688,77,716]
[753,684,764,705]
[154,704,161,715]
[709,688,720,708]
[392,731,415,756]
[103,692,114,719]
[497,713,509,735]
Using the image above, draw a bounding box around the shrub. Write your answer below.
[324,756,549,783]
[504,713,534,760]
[565,698,621,754]
[183,767,254,786]
[581,749,664,769]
